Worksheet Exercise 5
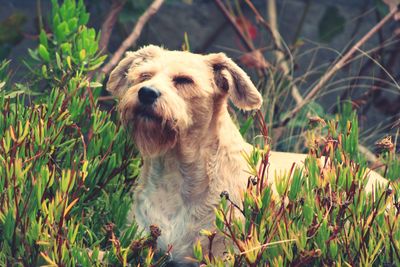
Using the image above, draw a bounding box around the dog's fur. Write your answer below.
[107,45,386,264]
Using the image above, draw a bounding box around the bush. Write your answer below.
[0,1,161,266]
[194,105,400,266]
[0,1,399,267]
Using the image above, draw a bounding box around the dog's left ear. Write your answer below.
[207,53,262,110]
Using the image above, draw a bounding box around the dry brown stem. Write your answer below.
[213,0,255,51]
[101,0,165,75]
[278,6,399,128]
[98,0,127,53]
[266,0,303,105]
[243,0,275,45]
[217,0,303,105]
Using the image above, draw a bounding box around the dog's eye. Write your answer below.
[173,76,194,85]
[138,73,153,82]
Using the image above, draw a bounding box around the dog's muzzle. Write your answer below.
[138,86,161,105]
[132,86,162,122]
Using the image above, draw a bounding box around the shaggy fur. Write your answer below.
[107,45,386,264]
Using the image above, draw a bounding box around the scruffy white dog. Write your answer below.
[107,45,386,265]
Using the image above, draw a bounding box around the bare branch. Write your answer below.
[244,0,276,49]
[266,0,303,105]
[98,0,127,54]
[213,0,255,51]
[217,0,303,105]
[277,6,399,128]
[101,0,165,75]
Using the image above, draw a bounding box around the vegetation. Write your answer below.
[0,1,159,266]
[0,0,399,266]
[194,105,400,266]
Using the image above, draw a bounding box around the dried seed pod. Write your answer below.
[220,190,230,200]
[375,135,394,153]
[308,115,327,128]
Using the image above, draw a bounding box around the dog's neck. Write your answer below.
[141,109,246,203]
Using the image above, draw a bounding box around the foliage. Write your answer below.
[0,1,160,266]
[195,106,400,266]
[1,1,399,266]
[27,0,107,88]
[225,0,400,155]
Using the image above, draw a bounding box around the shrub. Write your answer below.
[194,106,400,266]
[0,1,399,267]
[0,1,161,266]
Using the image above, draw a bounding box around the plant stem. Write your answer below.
[278,6,399,128]
[98,0,127,54]
[101,0,164,75]
[213,0,254,51]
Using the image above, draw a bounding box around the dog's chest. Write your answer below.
[132,170,208,254]
[137,171,185,220]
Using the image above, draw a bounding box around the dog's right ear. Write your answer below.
[107,45,163,98]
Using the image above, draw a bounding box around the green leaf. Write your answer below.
[55,21,69,42]
[288,168,302,201]
[215,209,225,231]
[318,6,346,43]
[79,49,86,61]
[38,44,50,62]
[39,30,48,47]
[240,116,254,136]
[4,210,15,242]
[89,82,103,88]
[68,18,78,32]
[42,65,48,78]
[55,52,62,69]
[303,202,313,226]
[60,43,72,55]
[193,240,203,261]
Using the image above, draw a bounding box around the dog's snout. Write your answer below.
[138,86,161,105]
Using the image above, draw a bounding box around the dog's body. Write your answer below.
[107,45,386,264]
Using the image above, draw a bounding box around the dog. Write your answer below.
[106,45,387,265]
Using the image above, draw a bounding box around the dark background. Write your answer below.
[1,0,399,151]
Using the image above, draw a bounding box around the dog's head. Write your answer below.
[107,45,262,157]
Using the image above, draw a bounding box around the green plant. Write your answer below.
[195,106,400,266]
[26,0,106,89]
[1,1,399,266]
[0,1,160,266]
[215,0,400,158]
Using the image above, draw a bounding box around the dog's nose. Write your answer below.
[138,86,161,105]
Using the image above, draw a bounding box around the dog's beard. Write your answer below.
[119,94,192,157]
[121,106,179,157]
[132,117,178,157]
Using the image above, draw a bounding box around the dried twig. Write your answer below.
[243,0,276,46]
[98,0,127,53]
[216,0,303,105]
[277,6,399,128]
[101,0,165,75]
[213,0,254,51]
[266,0,303,105]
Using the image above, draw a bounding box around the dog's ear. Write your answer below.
[207,53,262,110]
[107,45,163,97]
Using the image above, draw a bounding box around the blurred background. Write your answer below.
[1,0,399,157]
